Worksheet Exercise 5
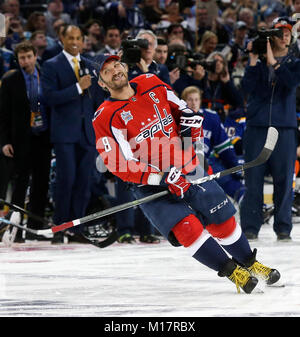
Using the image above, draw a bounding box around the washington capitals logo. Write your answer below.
[135,104,173,143]
[121,110,133,125]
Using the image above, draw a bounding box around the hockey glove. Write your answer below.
[180,108,204,148]
[164,167,191,199]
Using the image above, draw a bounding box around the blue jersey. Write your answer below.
[202,108,239,169]
[224,116,246,148]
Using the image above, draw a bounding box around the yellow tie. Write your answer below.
[72,57,80,81]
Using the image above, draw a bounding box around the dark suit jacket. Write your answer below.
[41,52,104,145]
[0,68,49,157]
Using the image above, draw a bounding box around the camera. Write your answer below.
[187,54,217,73]
[121,38,149,65]
[251,28,283,55]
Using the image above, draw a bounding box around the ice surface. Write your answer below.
[0,222,300,317]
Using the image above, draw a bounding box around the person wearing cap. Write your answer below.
[228,21,249,71]
[41,25,104,243]
[240,17,300,241]
[91,52,281,293]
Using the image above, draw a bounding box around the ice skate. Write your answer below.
[218,259,258,294]
[244,249,280,285]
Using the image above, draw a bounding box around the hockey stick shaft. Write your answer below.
[1,127,278,236]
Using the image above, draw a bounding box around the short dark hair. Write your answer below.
[30,30,46,41]
[61,25,84,38]
[105,26,120,35]
[14,41,37,58]
[157,38,167,46]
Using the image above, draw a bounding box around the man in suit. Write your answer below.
[97,26,121,56]
[0,41,52,241]
[41,25,104,242]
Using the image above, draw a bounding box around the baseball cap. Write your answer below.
[234,21,247,30]
[96,54,120,73]
[272,17,293,31]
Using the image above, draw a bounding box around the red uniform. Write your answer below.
[93,74,199,185]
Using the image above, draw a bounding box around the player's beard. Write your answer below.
[104,71,129,91]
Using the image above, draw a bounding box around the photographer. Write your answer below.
[126,30,171,85]
[240,17,300,241]
[167,43,206,97]
[200,51,243,121]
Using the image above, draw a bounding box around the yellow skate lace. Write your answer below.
[229,266,250,293]
[248,261,271,280]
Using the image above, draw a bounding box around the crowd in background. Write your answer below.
[1,0,300,244]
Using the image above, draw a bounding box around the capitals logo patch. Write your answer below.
[121,110,133,125]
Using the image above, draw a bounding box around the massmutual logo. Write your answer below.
[0,13,6,37]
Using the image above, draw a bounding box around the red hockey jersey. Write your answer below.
[93,74,199,185]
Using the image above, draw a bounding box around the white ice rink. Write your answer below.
[0,220,300,318]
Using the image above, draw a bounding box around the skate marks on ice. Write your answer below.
[0,225,300,317]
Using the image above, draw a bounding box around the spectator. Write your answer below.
[102,0,147,35]
[30,30,48,66]
[3,0,26,26]
[45,0,72,38]
[97,26,121,55]
[240,17,300,241]
[166,23,192,50]
[127,29,171,85]
[215,6,237,45]
[196,30,218,59]
[140,0,165,29]
[4,14,25,51]
[0,41,52,241]
[24,11,56,48]
[154,37,168,64]
[228,21,249,72]
[159,0,185,26]
[238,7,256,37]
[41,25,104,243]
[83,19,104,53]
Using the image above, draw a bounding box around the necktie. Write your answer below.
[72,57,80,81]
[29,74,38,112]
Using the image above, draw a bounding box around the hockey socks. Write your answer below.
[191,232,231,272]
[207,217,253,265]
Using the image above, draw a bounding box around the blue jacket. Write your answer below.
[241,54,300,128]
[41,52,104,144]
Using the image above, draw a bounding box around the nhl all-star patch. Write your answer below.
[121,110,133,125]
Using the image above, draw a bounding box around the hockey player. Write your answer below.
[93,54,280,294]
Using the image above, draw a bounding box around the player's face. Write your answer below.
[186,92,201,111]
[99,59,128,91]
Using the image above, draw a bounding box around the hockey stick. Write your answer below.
[1,127,278,238]
[0,200,118,248]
